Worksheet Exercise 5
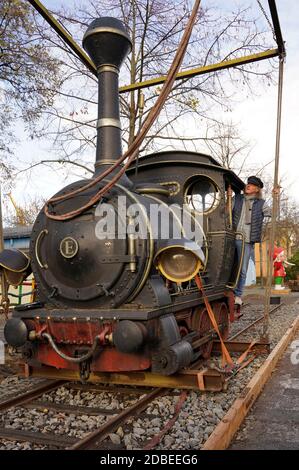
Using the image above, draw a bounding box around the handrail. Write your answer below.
[226,232,245,289]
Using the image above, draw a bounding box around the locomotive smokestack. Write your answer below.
[83,18,132,176]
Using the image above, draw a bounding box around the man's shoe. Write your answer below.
[234,296,243,306]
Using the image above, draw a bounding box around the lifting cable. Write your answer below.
[262,55,285,338]
[45,0,202,221]
[256,1,286,338]
[194,274,257,370]
[195,275,234,368]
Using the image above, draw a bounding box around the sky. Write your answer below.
[2,0,299,219]
[232,0,299,199]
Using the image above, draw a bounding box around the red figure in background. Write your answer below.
[273,246,294,290]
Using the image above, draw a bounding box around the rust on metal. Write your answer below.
[68,388,165,449]
[25,365,226,391]
[23,400,117,416]
[229,303,284,341]
[212,340,270,355]
[66,382,155,395]
[142,391,188,450]
[0,379,67,412]
[0,427,77,448]
[182,367,227,391]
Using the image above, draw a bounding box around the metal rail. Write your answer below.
[23,400,118,416]
[67,382,159,395]
[0,379,164,449]
[68,387,165,450]
[0,379,66,412]
[0,428,77,448]
[229,303,284,341]
[212,340,270,355]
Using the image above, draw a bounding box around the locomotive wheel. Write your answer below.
[191,306,213,359]
[215,302,229,340]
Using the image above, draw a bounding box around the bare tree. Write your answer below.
[276,197,299,256]
[28,0,275,169]
[3,194,45,227]
[0,0,61,171]
[253,174,298,251]
[203,119,251,171]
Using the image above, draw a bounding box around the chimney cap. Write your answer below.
[83,17,132,69]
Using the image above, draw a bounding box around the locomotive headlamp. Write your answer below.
[154,239,205,283]
[0,248,31,286]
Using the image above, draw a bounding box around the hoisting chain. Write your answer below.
[256,0,276,41]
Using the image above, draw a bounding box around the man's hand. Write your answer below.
[272,186,281,196]
[227,186,233,197]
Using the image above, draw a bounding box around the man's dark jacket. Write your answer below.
[232,194,265,243]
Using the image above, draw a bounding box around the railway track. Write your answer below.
[203,315,299,450]
[0,365,16,382]
[0,301,295,450]
[228,302,285,341]
[0,379,168,449]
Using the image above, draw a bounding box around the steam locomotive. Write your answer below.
[2,17,244,380]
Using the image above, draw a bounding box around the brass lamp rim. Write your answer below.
[154,242,204,283]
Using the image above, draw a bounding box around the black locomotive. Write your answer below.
[3,17,244,379]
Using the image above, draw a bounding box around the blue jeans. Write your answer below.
[234,240,254,297]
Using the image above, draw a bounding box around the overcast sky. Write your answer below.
[3,0,298,219]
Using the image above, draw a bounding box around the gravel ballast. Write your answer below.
[0,301,297,450]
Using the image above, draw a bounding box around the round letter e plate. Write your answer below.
[60,237,79,259]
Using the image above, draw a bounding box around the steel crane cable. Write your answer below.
[44,0,202,221]
[256,0,276,40]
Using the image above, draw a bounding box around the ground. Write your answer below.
[231,331,299,450]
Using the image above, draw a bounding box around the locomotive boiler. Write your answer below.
[3,17,244,380]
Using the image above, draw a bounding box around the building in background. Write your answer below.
[2,225,33,307]
[3,225,32,253]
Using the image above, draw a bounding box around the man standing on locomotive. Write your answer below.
[227,176,271,306]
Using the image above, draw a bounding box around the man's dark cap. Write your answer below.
[247,176,263,188]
